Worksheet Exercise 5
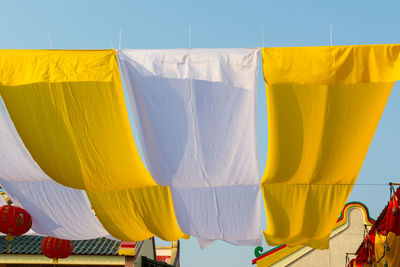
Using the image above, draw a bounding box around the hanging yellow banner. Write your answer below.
[261,44,400,249]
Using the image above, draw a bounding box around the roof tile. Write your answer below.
[0,236,121,256]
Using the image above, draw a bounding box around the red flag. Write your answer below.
[384,188,400,235]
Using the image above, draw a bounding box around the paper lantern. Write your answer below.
[0,205,32,241]
[41,236,73,262]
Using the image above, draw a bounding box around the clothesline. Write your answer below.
[262,184,397,186]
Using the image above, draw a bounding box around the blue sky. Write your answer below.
[1,0,400,266]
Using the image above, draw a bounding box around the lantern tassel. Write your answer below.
[5,234,13,254]
[384,259,388,267]
[385,241,390,252]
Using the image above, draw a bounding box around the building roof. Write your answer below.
[0,235,121,256]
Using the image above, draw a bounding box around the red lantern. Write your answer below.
[0,205,32,241]
[41,236,73,263]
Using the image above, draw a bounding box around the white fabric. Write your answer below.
[0,101,48,182]
[118,49,261,246]
[0,99,110,240]
[0,194,7,206]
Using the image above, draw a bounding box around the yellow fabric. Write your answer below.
[0,50,114,86]
[261,45,400,249]
[375,231,400,267]
[262,44,400,85]
[0,50,186,241]
[0,50,155,191]
[87,186,187,241]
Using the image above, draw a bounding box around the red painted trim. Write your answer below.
[252,245,287,264]
[120,242,136,248]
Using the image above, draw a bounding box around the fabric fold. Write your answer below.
[118,49,261,246]
[261,44,400,249]
[87,186,187,242]
[0,97,109,239]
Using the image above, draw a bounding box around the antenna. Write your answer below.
[118,29,122,50]
[261,24,265,47]
[188,26,192,49]
[330,25,333,46]
[47,35,53,49]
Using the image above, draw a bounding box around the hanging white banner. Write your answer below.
[118,48,261,246]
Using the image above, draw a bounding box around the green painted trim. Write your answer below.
[337,201,375,224]
[254,245,285,258]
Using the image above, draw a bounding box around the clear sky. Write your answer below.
[1,0,400,266]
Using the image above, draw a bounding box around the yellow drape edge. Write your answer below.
[261,44,399,249]
[262,44,400,85]
[0,50,115,85]
[0,50,156,191]
[262,184,353,249]
[87,186,188,241]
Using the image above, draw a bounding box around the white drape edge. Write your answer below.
[171,185,262,248]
